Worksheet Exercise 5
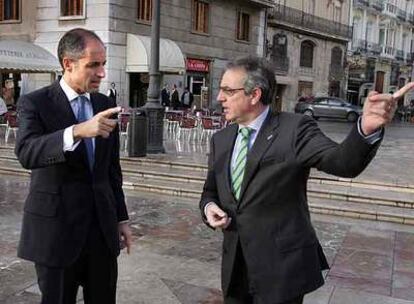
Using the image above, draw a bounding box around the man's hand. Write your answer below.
[361,82,414,135]
[73,106,121,140]
[205,203,232,229]
[118,222,132,254]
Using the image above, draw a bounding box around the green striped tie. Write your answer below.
[231,127,252,200]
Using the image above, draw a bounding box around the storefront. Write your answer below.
[126,34,185,108]
[0,40,61,107]
[185,58,210,109]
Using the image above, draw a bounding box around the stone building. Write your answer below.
[0,0,274,109]
[0,0,60,106]
[348,0,414,107]
[267,0,352,112]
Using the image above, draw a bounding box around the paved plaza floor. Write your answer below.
[0,120,414,303]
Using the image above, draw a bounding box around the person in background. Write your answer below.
[15,28,132,304]
[171,84,180,109]
[107,82,117,103]
[181,86,194,109]
[0,94,7,116]
[161,83,170,107]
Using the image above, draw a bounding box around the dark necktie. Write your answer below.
[77,96,94,171]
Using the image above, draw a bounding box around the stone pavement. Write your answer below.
[1,174,414,304]
[1,120,414,303]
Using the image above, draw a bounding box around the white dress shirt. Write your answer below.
[60,78,95,152]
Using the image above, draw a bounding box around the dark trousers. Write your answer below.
[224,244,303,304]
[35,222,117,304]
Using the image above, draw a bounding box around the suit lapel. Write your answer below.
[216,124,238,204]
[237,112,280,205]
[48,81,78,128]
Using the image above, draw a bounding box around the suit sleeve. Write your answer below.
[15,94,66,170]
[108,99,129,222]
[294,115,382,177]
[199,135,220,227]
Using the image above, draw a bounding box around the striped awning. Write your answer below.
[0,40,61,73]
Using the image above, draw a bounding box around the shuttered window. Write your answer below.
[192,0,209,33]
[0,0,20,22]
[236,11,250,41]
[60,0,84,17]
[137,0,152,22]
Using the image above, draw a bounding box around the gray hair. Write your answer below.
[57,28,104,69]
[224,56,276,105]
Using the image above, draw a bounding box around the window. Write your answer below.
[331,47,343,67]
[192,0,209,34]
[300,40,315,68]
[60,0,84,17]
[298,81,313,97]
[137,0,152,23]
[236,11,250,41]
[0,0,20,22]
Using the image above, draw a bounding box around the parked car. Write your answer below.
[294,97,362,122]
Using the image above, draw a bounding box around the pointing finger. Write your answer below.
[98,106,122,118]
[393,82,414,100]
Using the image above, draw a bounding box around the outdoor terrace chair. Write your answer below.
[177,117,197,141]
[118,113,130,152]
[4,111,18,144]
[200,117,222,142]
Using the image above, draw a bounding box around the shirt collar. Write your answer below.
[238,106,270,133]
[59,77,91,102]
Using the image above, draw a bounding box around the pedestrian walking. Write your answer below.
[15,28,132,304]
[200,55,402,304]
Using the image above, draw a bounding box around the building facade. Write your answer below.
[0,0,273,109]
[348,0,414,107]
[267,0,352,112]
[0,0,59,106]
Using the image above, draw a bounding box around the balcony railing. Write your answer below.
[408,13,414,25]
[369,0,384,11]
[269,4,353,40]
[381,45,396,58]
[353,0,369,7]
[396,50,405,61]
[397,9,407,21]
[352,39,382,55]
[329,64,345,80]
[297,66,319,76]
[272,56,290,75]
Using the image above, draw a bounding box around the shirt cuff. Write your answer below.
[63,126,81,152]
[357,116,383,145]
[118,220,129,224]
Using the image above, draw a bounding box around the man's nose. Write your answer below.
[217,90,225,103]
[97,66,106,78]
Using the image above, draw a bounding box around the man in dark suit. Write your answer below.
[200,56,403,304]
[15,28,132,304]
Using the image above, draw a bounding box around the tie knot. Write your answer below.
[240,127,252,139]
[78,95,88,104]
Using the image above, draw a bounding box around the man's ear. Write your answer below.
[62,57,74,73]
[250,87,262,106]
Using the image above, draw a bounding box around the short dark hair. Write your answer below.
[57,28,104,69]
[224,56,276,105]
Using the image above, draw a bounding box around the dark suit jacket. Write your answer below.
[200,111,381,303]
[15,81,128,268]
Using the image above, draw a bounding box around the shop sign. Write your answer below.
[186,58,209,72]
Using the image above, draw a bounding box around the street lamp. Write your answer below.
[142,0,164,153]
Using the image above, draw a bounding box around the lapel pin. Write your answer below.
[267,134,273,141]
